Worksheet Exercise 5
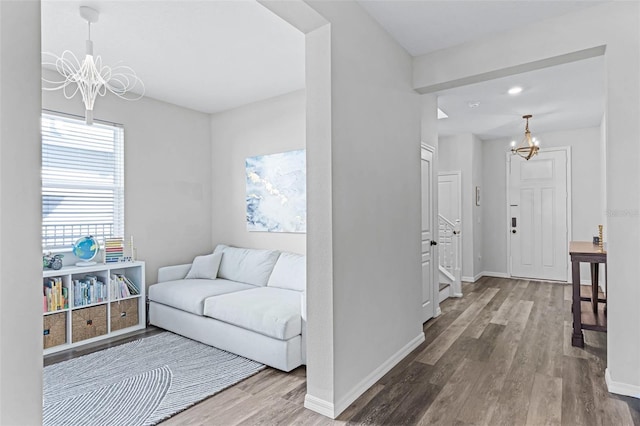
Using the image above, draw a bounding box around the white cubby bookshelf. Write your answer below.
[42,261,146,355]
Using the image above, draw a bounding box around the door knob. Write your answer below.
[430,240,438,246]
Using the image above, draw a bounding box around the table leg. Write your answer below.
[590,263,599,313]
[572,259,584,347]
[604,262,607,316]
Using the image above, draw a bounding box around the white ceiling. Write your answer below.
[436,56,605,139]
[357,1,605,57]
[357,0,607,139]
[41,0,305,114]
[42,1,606,137]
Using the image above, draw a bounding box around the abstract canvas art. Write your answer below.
[246,149,306,233]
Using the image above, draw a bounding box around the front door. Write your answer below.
[509,148,569,281]
[421,145,436,321]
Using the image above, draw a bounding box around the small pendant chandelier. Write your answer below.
[42,6,144,125]
[510,114,540,160]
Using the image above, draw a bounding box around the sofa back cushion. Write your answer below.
[267,252,306,292]
[213,244,280,286]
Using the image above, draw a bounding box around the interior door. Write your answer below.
[438,171,461,224]
[509,149,568,281]
[421,146,436,322]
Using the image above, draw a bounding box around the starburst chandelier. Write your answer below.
[42,6,144,125]
[510,114,540,160]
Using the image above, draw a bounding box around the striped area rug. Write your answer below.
[43,332,265,426]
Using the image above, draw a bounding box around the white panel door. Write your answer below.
[509,149,568,281]
[438,171,461,223]
[421,146,435,322]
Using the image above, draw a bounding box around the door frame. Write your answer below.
[505,146,573,282]
[422,143,441,317]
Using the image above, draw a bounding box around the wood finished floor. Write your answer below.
[45,277,640,425]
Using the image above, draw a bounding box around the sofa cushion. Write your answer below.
[185,252,222,280]
[267,252,306,292]
[213,245,280,287]
[203,287,302,340]
[148,278,255,316]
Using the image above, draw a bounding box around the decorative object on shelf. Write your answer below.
[598,224,604,252]
[510,114,540,160]
[43,252,64,270]
[104,237,125,263]
[42,6,144,125]
[246,149,306,233]
[129,235,137,262]
[72,236,100,266]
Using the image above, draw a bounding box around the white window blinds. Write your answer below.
[42,112,124,250]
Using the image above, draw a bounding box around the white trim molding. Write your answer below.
[605,368,640,399]
[305,332,425,419]
[481,271,510,279]
[462,272,484,283]
[334,332,425,417]
[304,394,335,419]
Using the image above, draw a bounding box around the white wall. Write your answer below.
[210,89,306,254]
[42,70,213,286]
[0,2,43,424]
[416,2,640,394]
[42,70,213,284]
[438,133,482,280]
[304,0,423,416]
[482,127,603,279]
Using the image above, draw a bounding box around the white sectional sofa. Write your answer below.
[148,244,306,372]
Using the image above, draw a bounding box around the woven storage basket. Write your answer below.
[72,305,107,342]
[43,312,66,349]
[110,298,139,332]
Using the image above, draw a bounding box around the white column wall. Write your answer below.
[0,1,43,424]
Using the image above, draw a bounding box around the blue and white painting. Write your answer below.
[246,149,306,233]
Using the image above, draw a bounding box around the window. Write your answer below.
[42,112,124,250]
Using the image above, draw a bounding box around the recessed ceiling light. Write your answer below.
[468,101,480,109]
[437,108,448,119]
[508,86,523,95]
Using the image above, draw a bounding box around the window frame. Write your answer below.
[41,110,125,252]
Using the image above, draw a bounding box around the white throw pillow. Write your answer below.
[267,252,306,292]
[185,252,222,280]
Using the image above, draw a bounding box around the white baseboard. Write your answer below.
[304,394,335,418]
[305,332,425,418]
[333,332,425,416]
[481,271,509,279]
[605,368,640,399]
[462,272,485,283]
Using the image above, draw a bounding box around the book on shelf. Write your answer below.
[70,275,107,307]
[43,277,67,312]
[110,274,139,299]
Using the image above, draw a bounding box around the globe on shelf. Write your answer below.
[72,236,100,267]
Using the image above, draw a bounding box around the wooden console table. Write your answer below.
[570,241,607,348]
